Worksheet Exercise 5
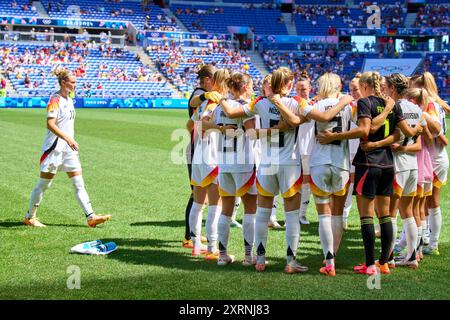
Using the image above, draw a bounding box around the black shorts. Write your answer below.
[353,166,394,199]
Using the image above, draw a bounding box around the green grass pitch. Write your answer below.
[0,108,449,300]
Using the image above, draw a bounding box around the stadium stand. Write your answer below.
[40,0,180,31]
[1,41,172,97]
[172,4,288,35]
[1,0,40,17]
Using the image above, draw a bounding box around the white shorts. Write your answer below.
[394,170,418,197]
[310,165,350,197]
[40,150,82,174]
[417,182,433,198]
[191,164,218,187]
[301,155,310,176]
[256,164,302,199]
[433,162,449,189]
[218,171,256,197]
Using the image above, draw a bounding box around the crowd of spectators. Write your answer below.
[0,40,166,94]
[413,5,449,28]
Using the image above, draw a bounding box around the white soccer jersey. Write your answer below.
[348,101,360,156]
[213,100,255,173]
[394,99,423,172]
[429,102,449,172]
[295,96,315,156]
[303,98,352,171]
[191,100,219,167]
[243,96,300,166]
[42,93,76,153]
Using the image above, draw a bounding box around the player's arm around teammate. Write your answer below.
[24,69,111,228]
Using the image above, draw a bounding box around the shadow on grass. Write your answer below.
[101,237,289,273]
[0,221,24,228]
[130,220,185,227]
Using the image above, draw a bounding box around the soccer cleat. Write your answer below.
[423,246,440,256]
[191,244,208,256]
[284,260,309,274]
[395,259,419,269]
[354,263,378,275]
[319,264,336,277]
[375,261,391,274]
[24,217,47,227]
[205,251,219,261]
[268,220,284,229]
[217,254,235,266]
[255,256,267,272]
[242,255,257,267]
[230,219,242,229]
[182,238,193,249]
[87,214,111,228]
[299,215,310,225]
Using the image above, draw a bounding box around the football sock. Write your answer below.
[300,183,311,217]
[206,205,221,253]
[319,214,334,266]
[428,207,442,249]
[378,215,393,265]
[343,182,354,220]
[417,225,423,253]
[255,207,271,259]
[189,202,203,249]
[218,214,232,257]
[70,175,94,218]
[389,216,398,259]
[331,215,344,255]
[360,217,376,267]
[403,217,418,261]
[285,210,300,263]
[270,196,278,222]
[184,195,194,240]
[243,213,255,257]
[27,178,53,218]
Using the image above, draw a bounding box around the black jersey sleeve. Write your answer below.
[357,98,372,120]
[393,102,405,125]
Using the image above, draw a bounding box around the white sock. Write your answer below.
[428,207,442,249]
[189,202,203,248]
[27,178,53,218]
[390,217,398,258]
[403,217,418,261]
[417,226,423,250]
[331,216,344,255]
[319,214,334,266]
[206,205,221,253]
[255,207,271,258]
[285,210,300,263]
[218,215,232,256]
[270,195,278,221]
[343,182,354,220]
[398,224,407,249]
[300,183,310,217]
[243,213,256,257]
[71,176,94,218]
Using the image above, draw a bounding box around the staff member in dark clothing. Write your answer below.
[183,65,217,248]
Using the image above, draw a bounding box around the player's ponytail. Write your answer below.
[271,67,294,97]
[385,73,409,97]
[226,72,251,94]
[317,72,341,99]
[53,68,71,85]
[359,71,387,102]
[211,68,230,95]
[406,87,429,111]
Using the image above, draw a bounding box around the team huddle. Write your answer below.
[184,65,448,276]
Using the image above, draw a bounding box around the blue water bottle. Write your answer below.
[97,242,117,253]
